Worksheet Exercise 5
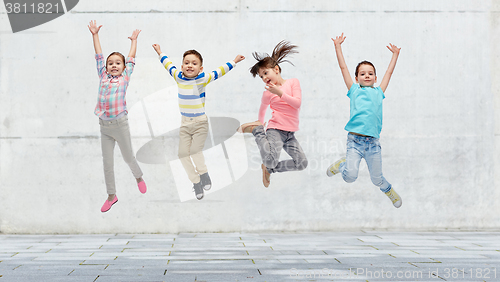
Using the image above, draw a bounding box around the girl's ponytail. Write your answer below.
[250,40,298,77]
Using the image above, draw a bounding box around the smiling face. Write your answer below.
[258,65,281,85]
[106,54,125,76]
[181,54,203,78]
[355,64,377,87]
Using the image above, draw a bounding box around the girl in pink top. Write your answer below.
[237,41,308,188]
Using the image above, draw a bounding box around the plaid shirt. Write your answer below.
[94,53,135,118]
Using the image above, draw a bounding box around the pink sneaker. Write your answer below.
[101,195,118,213]
[138,180,147,194]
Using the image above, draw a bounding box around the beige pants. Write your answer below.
[178,115,209,183]
[100,115,143,195]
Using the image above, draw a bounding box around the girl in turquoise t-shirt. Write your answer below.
[326,33,402,208]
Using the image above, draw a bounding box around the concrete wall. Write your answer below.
[0,0,499,233]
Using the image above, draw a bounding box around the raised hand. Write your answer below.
[88,20,102,35]
[152,44,162,55]
[234,54,245,64]
[128,29,141,41]
[265,82,283,97]
[331,33,346,46]
[386,43,401,55]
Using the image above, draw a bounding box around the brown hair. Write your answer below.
[355,60,376,77]
[183,49,203,65]
[250,40,298,77]
[106,52,125,65]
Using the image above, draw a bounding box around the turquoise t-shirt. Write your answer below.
[344,83,385,138]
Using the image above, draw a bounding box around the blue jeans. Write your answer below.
[253,126,308,173]
[339,133,391,193]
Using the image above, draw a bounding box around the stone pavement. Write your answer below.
[0,231,499,281]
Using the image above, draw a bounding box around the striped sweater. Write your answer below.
[159,53,236,117]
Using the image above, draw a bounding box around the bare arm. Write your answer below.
[127,29,141,58]
[379,43,401,93]
[88,20,102,54]
[152,44,162,56]
[331,33,353,90]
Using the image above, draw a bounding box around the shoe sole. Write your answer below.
[261,164,270,188]
[203,184,211,191]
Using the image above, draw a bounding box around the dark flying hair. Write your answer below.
[183,49,203,65]
[355,60,376,77]
[250,40,298,77]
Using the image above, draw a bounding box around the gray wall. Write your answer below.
[0,0,499,233]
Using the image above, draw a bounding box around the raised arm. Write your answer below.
[234,54,245,64]
[152,44,163,56]
[127,29,141,58]
[331,33,353,90]
[88,20,102,54]
[379,43,401,93]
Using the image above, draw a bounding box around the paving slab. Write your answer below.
[0,232,499,281]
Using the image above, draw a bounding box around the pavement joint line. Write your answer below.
[68,269,75,275]
[368,245,379,250]
[410,250,420,254]
[12,265,21,270]
[167,260,170,264]
[322,250,328,255]
[246,250,249,255]
[455,246,466,250]
[98,245,103,249]
[80,260,86,265]
[392,242,400,246]
[93,275,99,282]
[45,249,52,253]
[270,246,273,250]
[90,252,95,257]
[113,256,118,260]
[104,264,109,270]
[164,269,167,275]
[388,254,396,258]
[335,258,341,264]
[408,262,419,268]
[10,252,18,257]
[430,258,442,263]
[357,238,364,242]
[251,259,255,264]
[257,269,262,275]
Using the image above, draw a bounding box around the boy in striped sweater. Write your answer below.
[153,44,245,200]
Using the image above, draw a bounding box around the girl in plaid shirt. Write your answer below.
[88,20,147,213]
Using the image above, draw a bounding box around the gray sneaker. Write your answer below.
[193,181,204,200]
[200,172,212,191]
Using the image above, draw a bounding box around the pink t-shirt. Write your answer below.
[258,78,301,132]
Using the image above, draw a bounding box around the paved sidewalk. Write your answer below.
[0,231,498,281]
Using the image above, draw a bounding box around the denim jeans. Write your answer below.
[339,133,391,193]
[253,126,308,173]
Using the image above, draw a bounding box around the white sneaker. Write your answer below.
[326,157,346,177]
[385,187,402,208]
